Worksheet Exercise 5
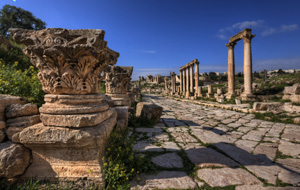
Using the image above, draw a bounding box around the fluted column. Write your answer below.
[190,64,194,94]
[195,61,200,97]
[186,67,190,98]
[242,34,255,98]
[226,42,236,99]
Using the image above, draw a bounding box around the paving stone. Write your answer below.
[263,137,280,143]
[132,140,164,152]
[242,130,265,142]
[151,153,183,168]
[197,168,262,187]
[236,185,299,190]
[237,126,252,133]
[276,158,300,173]
[161,141,180,151]
[246,165,283,185]
[130,171,197,189]
[235,140,258,152]
[278,141,300,158]
[227,122,242,128]
[221,119,236,124]
[185,146,239,168]
[135,128,163,133]
[170,132,197,144]
[253,143,277,161]
[278,169,300,186]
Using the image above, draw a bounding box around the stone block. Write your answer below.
[0,141,30,178]
[0,95,26,121]
[17,111,117,184]
[253,102,282,111]
[6,115,41,128]
[283,83,300,95]
[5,103,38,119]
[136,102,163,123]
[115,106,129,129]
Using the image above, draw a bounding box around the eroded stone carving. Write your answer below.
[9,28,119,186]
[9,28,119,95]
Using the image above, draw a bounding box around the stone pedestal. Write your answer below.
[206,85,214,98]
[9,28,119,187]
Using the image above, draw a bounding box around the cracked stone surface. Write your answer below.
[130,95,300,189]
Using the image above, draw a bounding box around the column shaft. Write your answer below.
[243,36,254,96]
[186,67,190,98]
[195,63,199,96]
[190,64,194,93]
[226,42,236,98]
[180,70,183,93]
[182,69,186,93]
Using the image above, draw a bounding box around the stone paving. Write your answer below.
[130,95,300,190]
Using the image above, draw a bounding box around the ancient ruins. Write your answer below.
[179,59,200,98]
[7,28,119,186]
[226,28,255,100]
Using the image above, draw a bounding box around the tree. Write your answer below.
[208,72,217,81]
[0,4,46,35]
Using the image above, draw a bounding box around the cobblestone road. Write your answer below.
[130,95,300,190]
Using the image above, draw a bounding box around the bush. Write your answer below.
[0,62,44,107]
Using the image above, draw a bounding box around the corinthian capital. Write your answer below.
[9,28,119,95]
[242,34,255,43]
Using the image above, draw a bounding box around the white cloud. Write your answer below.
[217,21,299,39]
[280,24,299,32]
[217,20,264,40]
[262,24,299,36]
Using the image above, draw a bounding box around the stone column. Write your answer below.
[186,67,190,98]
[190,64,194,94]
[195,61,200,97]
[182,69,186,95]
[138,76,141,87]
[226,42,236,99]
[242,34,255,100]
[207,84,213,98]
[198,86,202,97]
[9,28,119,187]
[171,72,176,94]
[180,70,183,94]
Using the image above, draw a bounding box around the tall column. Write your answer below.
[182,69,186,94]
[225,42,236,99]
[190,64,194,94]
[186,67,190,98]
[180,70,183,94]
[195,61,200,97]
[242,34,255,99]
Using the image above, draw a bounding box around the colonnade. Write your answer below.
[179,59,200,98]
[226,28,255,100]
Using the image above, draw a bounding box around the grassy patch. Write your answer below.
[274,150,293,161]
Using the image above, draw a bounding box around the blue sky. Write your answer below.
[1,0,300,80]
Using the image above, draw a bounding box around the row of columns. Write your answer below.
[226,29,255,100]
[179,59,200,98]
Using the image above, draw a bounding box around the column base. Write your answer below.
[206,93,214,98]
[14,111,117,188]
[185,91,190,99]
[241,93,256,101]
[225,93,235,100]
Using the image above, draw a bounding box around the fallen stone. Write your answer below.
[5,115,41,128]
[0,95,26,121]
[115,106,129,129]
[151,153,183,168]
[0,121,5,129]
[130,171,197,189]
[5,103,38,119]
[6,126,25,140]
[253,102,282,112]
[0,141,30,178]
[0,129,5,143]
[136,102,163,123]
[197,168,262,187]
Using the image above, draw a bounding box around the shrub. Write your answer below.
[0,62,44,107]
